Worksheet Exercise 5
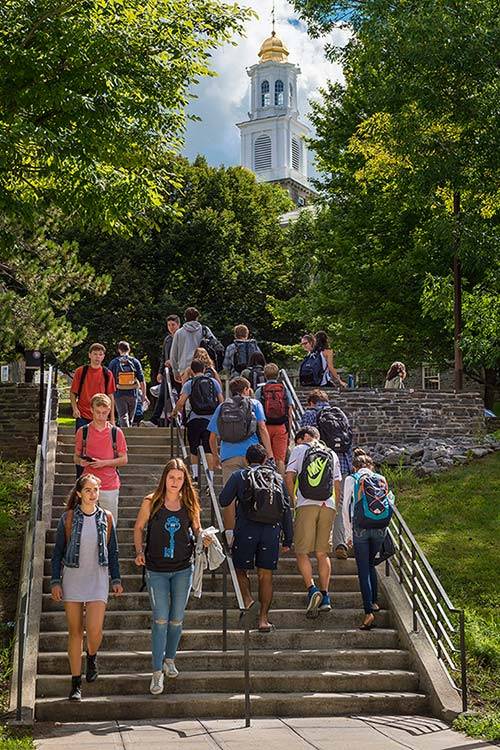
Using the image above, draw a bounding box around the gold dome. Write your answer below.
[258,31,289,63]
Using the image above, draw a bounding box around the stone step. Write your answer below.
[39,608,392,632]
[58,427,171,436]
[42,573,362,594]
[43,555,360,576]
[48,502,217,521]
[36,668,419,698]
[41,590,376,613]
[55,457,168,468]
[38,647,410,674]
[35,691,428,721]
[38,627,401,652]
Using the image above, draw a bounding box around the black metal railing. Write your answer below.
[386,510,468,711]
[279,368,304,435]
[15,364,54,720]
[164,368,252,725]
[280,367,468,711]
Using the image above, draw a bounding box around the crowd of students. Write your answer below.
[52,307,395,701]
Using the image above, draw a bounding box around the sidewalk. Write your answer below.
[34,716,498,750]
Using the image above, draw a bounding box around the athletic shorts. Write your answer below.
[187,418,211,457]
[232,519,281,571]
[266,423,289,463]
[294,505,335,554]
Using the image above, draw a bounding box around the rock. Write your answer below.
[452,454,468,463]
[383,451,403,465]
[471,447,489,458]
[407,445,424,459]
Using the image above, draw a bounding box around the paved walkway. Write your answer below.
[34,717,498,750]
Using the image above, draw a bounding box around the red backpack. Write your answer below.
[261,382,287,425]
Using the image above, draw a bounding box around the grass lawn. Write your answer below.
[0,458,35,748]
[385,453,500,741]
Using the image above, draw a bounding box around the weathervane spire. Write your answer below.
[272,0,275,35]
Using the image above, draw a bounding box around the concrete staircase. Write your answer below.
[35,425,428,720]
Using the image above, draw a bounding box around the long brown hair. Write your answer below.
[193,347,215,369]
[66,474,101,510]
[147,459,200,524]
[386,361,406,381]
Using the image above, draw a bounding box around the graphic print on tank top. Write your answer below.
[164,515,181,559]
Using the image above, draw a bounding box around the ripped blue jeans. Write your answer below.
[146,566,193,670]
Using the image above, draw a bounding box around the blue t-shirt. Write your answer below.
[108,355,144,397]
[208,398,265,461]
[181,376,222,421]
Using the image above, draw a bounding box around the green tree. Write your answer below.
[66,157,296,372]
[275,0,499,399]
[0,0,251,360]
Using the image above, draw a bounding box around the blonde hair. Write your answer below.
[264,363,279,379]
[193,347,214,369]
[91,393,112,410]
[352,448,375,471]
[147,459,201,525]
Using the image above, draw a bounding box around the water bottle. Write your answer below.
[348,374,355,389]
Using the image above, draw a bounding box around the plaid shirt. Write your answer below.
[300,402,353,477]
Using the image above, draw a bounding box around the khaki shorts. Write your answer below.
[222,455,247,485]
[294,505,336,554]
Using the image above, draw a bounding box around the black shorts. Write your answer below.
[232,519,281,571]
[187,418,211,457]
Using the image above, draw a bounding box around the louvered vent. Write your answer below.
[254,135,272,171]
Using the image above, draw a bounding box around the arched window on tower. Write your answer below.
[275,79,284,106]
[291,137,302,171]
[254,134,272,171]
[261,80,270,107]
[289,82,293,105]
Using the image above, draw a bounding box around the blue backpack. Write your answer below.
[299,352,326,386]
[351,471,394,529]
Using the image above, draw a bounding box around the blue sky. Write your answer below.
[182,0,350,171]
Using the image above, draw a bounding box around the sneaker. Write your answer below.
[163,658,179,678]
[319,594,332,612]
[335,545,348,560]
[85,652,98,682]
[150,670,164,695]
[140,420,158,429]
[68,675,82,701]
[306,587,322,619]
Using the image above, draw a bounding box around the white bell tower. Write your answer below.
[236,28,315,206]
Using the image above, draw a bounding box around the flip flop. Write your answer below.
[258,623,275,633]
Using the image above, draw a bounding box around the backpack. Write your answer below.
[116,355,139,390]
[77,365,111,398]
[297,443,335,501]
[299,352,326,387]
[351,471,394,529]
[64,508,113,544]
[261,382,287,425]
[233,339,259,374]
[189,374,219,416]
[81,425,119,473]
[200,326,225,371]
[316,406,352,453]
[242,465,286,524]
[217,395,256,443]
[248,365,265,392]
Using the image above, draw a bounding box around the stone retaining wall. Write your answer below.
[0,384,58,460]
[295,388,485,444]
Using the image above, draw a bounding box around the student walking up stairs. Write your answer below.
[35,424,427,720]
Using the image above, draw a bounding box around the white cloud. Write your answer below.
[183,0,350,171]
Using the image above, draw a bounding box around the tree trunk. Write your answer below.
[484,368,499,412]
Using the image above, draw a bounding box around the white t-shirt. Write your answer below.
[286,442,342,509]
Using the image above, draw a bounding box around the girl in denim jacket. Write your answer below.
[51,474,123,701]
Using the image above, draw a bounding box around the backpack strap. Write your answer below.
[77,365,89,398]
[104,509,113,544]
[81,424,89,457]
[111,426,118,459]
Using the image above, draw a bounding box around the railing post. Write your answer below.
[170,422,174,458]
[436,590,442,660]
[244,613,251,727]
[38,353,45,444]
[222,565,228,652]
[459,609,468,712]
[411,545,418,632]
[397,517,403,584]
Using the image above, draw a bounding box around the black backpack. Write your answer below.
[77,365,111,397]
[217,395,256,443]
[200,326,225,371]
[248,365,265,391]
[242,465,286,524]
[233,339,259,374]
[316,406,352,453]
[298,443,335,501]
[189,374,219,416]
[299,352,326,387]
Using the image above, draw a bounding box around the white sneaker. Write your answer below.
[150,670,164,694]
[163,658,179,678]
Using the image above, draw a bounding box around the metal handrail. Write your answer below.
[279,368,304,436]
[15,364,54,720]
[386,507,467,711]
[164,367,252,726]
[279,366,467,711]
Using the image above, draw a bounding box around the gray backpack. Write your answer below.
[217,395,256,443]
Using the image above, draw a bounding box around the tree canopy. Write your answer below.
[0,0,251,360]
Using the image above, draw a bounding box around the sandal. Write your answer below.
[258,623,275,633]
